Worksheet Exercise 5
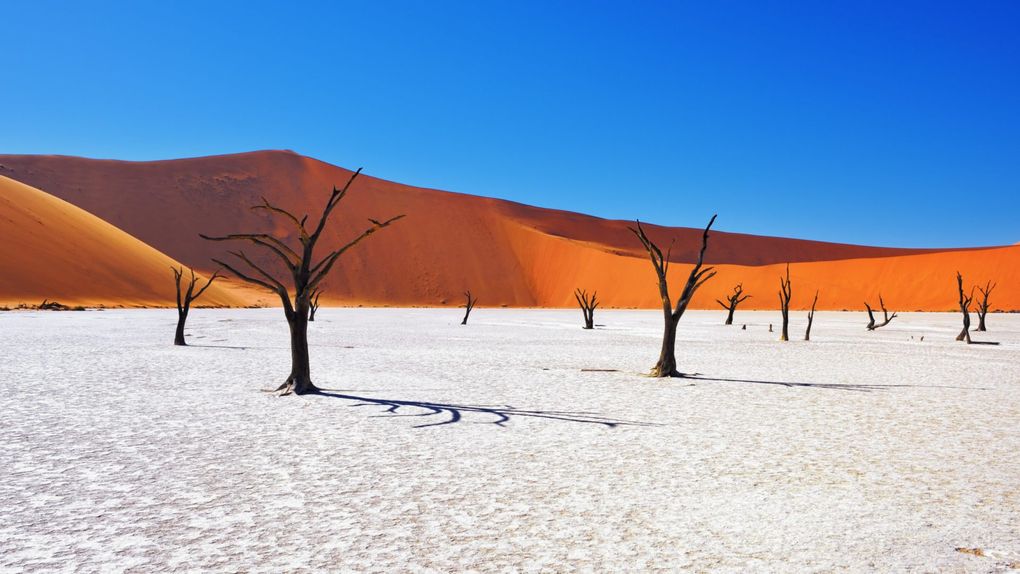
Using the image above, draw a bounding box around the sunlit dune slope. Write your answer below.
[0,151,1015,310]
[0,175,242,307]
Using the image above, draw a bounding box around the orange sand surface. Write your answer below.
[0,151,1016,310]
[0,175,242,307]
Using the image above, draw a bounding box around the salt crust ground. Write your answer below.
[2,309,1018,573]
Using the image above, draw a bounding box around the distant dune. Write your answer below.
[0,151,1016,310]
[0,175,242,307]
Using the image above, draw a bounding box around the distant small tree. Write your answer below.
[777,264,792,341]
[864,295,897,330]
[974,281,995,332]
[804,289,819,341]
[308,288,322,321]
[716,283,750,325]
[955,272,974,344]
[202,169,404,395]
[172,266,221,346]
[461,290,477,325]
[574,289,598,329]
[629,215,717,377]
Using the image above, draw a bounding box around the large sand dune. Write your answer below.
[0,151,1016,310]
[0,175,241,307]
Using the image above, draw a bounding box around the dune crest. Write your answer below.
[0,152,1016,310]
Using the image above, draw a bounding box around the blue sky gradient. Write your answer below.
[2,1,1018,247]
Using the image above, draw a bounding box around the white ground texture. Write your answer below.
[2,308,1019,573]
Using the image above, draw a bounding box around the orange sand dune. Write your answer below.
[0,151,1015,310]
[0,175,242,307]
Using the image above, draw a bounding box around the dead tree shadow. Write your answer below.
[314,390,656,429]
[683,374,986,392]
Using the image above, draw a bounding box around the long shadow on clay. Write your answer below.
[314,390,656,429]
[683,374,987,392]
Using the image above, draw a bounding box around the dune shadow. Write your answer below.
[313,390,656,429]
[683,374,986,392]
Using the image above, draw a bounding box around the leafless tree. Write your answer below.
[201,169,404,395]
[778,264,791,341]
[864,295,897,330]
[974,280,995,332]
[716,283,750,325]
[461,290,477,325]
[956,271,974,344]
[629,215,717,377]
[804,289,819,341]
[172,266,221,346]
[308,288,322,321]
[574,288,598,329]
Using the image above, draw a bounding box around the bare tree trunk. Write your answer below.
[174,314,188,346]
[716,283,750,326]
[575,289,598,329]
[864,295,897,330]
[630,215,717,377]
[975,280,995,332]
[804,289,818,341]
[203,169,404,396]
[286,309,317,394]
[461,290,477,325]
[956,272,974,344]
[654,317,680,377]
[778,264,791,341]
[172,266,220,346]
[308,289,322,321]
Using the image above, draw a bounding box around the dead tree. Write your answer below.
[956,272,974,343]
[461,290,477,325]
[804,289,819,341]
[574,289,598,329]
[629,215,717,377]
[308,288,322,321]
[974,281,995,332]
[864,295,897,330]
[172,266,221,346]
[716,283,750,325]
[202,169,403,395]
[778,264,791,341]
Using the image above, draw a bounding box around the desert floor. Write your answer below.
[2,309,1018,572]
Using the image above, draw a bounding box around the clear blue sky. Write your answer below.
[3,1,1018,247]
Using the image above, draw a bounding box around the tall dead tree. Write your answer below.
[172,266,221,346]
[574,288,598,329]
[974,280,995,332]
[716,283,750,325]
[629,215,717,377]
[804,289,819,341]
[461,290,477,325]
[308,288,322,321]
[777,264,791,341]
[202,169,403,395]
[956,272,974,344]
[864,295,897,330]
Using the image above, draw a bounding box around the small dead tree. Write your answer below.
[461,290,477,325]
[864,295,897,330]
[574,288,598,329]
[804,289,819,341]
[202,169,404,395]
[974,281,995,332]
[629,215,717,377]
[716,283,750,325]
[308,288,322,321]
[172,266,221,346]
[956,272,974,343]
[778,264,791,341]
